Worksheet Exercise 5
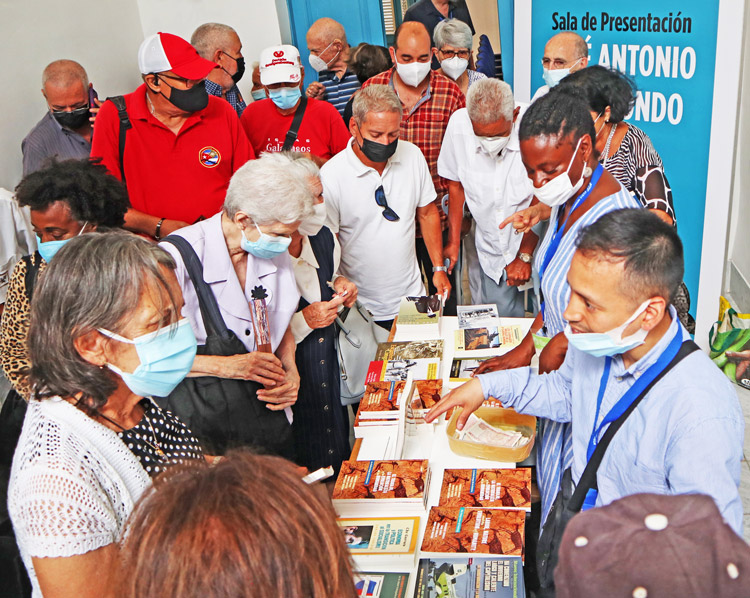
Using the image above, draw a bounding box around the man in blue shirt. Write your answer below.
[191,23,247,117]
[305,18,360,118]
[427,208,744,535]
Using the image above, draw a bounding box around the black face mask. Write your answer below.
[359,135,398,163]
[52,105,90,130]
[156,75,209,113]
[222,53,246,84]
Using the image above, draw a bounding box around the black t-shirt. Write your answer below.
[403,0,476,45]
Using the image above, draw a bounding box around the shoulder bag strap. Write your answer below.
[281,96,308,151]
[568,339,700,511]
[105,96,132,184]
[161,235,230,338]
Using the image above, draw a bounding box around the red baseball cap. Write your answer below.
[138,32,216,79]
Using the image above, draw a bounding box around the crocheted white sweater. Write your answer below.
[8,397,151,598]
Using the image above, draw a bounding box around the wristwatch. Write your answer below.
[517,252,533,264]
[433,266,448,273]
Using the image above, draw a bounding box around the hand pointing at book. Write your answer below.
[424,378,485,429]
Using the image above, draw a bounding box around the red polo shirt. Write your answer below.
[91,84,254,224]
[240,97,350,161]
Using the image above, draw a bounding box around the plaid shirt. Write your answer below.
[204,79,247,117]
[363,69,465,196]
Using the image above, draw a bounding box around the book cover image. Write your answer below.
[438,469,532,511]
[359,381,407,415]
[354,572,410,598]
[413,557,524,598]
[410,380,444,410]
[455,326,523,352]
[398,295,443,325]
[382,359,440,381]
[332,460,428,500]
[457,304,500,329]
[450,358,490,381]
[338,517,419,555]
[421,507,525,558]
[375,340,444,361]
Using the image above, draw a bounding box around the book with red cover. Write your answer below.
[356,381,407,420]
[420,507,525,560]
[332,459,431,514]
[438,469,532,511]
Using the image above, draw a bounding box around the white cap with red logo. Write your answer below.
[138,32,216,79]
[259,45,302,86]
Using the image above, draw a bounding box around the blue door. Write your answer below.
[286,0,387,87]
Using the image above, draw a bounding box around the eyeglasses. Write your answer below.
[541,56,584,69]
[374,186,399,221]
[154,73,204,89]
[440,49,470,59]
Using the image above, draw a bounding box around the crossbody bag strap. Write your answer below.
[281,95,308,151]
[161,235,230,338]
[105,96,132,184]
[568,339,700,511]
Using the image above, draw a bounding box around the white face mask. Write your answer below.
[564,300,651,358]
[533,136,585,207]
[308,40,339,73]
[395,59,432,87]
[440,56,468,80]
[297,202,327,237]
[477,134,511,157]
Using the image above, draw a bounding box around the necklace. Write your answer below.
[96,403,168,462]
[600,122,618,166]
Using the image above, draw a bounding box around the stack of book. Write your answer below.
[332,459,431,516]
[366,339,443,383]
[438,468,532,511]
[338,515,421,569]
[395,295,443,339]
[354,381,407,430]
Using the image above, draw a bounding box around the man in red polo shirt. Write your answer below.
[361,21,465,314]
[91,32,254,239]
[240,45,350,166]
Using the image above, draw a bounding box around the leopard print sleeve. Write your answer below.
[0,256,44,400]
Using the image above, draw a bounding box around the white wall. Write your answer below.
[0,0,285,192]
[135,0,284,102]
[726,0,750,312]
[0,0,145,190]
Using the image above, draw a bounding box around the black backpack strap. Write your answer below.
[281,95,308,151]
[22,253,42,302]
[568,339,700,511]
[161,235,230,338]
[105,96,132,184]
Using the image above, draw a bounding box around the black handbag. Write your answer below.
[535,339,699,596]
[158,235,293,458]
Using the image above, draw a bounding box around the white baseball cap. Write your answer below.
[259,45,302,85]
[138,32,216,79]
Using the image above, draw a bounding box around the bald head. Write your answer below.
[394,21,432,51]
[42,60,88,89]
[191,23,239,59]
[306,17,347,47]
[543,32,589,71]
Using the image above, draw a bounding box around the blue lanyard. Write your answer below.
[538,164,603,325]
[581,329,683,510]
[539,164,604,282]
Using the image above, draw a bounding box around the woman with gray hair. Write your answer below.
[8,232,203,598]
[158,152,315,458]
[434,18,487,96]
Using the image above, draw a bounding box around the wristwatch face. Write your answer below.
[518,253,532,263]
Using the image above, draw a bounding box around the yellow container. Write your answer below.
[446,406,536,463]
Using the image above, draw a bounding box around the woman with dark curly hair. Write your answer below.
[8,232,202,598]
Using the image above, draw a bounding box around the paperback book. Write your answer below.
[438,469,532,511]
[375,340,444,361]
[413,557,524,598]
[449,358,491,382]
[339,516,420,568]
[420,507,525,560]
[456,304,500,329]
[454,325,523,355]
[396,295,443,339]
[367,359,441,382]
[357,381,407,420]
[332,459,431,513]
[353,571,411,598]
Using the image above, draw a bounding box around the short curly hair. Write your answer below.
[519,90,596,152]
[554,65,636,123]
[15,158,129,227]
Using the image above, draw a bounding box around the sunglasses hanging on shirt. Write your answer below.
[374,185,399,222]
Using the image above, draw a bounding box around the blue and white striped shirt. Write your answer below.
[319,69,361,117]
[533,183,640,523]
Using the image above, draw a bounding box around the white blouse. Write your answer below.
[8,398,151,598]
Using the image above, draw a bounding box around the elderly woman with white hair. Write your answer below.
[434,18,487,96]
[159,152,315,458]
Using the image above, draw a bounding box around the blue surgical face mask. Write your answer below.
[251,88,267,101]
[36,221,88,263]
[99,318,197,398]
[240,222,292,259]
[564,300,651,358]
[268,86,301,110]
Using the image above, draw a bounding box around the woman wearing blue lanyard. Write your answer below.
[475,91,640,525]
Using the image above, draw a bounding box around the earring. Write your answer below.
[583,165,593,178]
